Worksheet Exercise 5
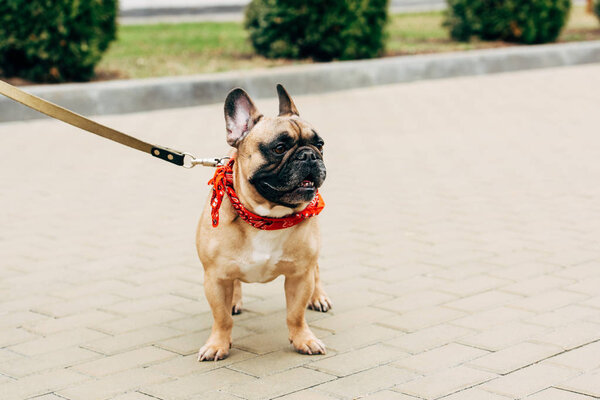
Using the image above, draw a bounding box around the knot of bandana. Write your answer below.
[208,158,325,230]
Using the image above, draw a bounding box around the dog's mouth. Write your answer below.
[262,174,317,192]
[252,165,325,208]
[297,175,316,189]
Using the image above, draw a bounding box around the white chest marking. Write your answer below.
[254,204,294,218]
[240,230,289,282]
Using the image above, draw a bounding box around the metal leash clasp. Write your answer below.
[182,153,230,169]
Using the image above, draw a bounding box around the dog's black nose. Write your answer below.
[296,148,317,161]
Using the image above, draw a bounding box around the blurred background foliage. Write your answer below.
[0,0,117,82]
[445,0,572,44]
[244,0,389,60]
[1,1,599,83]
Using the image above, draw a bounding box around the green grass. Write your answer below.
[93,5,599,80]
[97,21,301,79]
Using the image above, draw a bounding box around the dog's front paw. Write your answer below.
[308,292,332,313]
[290,331,326,355]
[197,338,231,361]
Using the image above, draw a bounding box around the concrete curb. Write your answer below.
[2,40,600,122]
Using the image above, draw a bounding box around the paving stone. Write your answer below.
[70,346,177,377]
[381,306,466,332]
[458,321,548,351]
[233,329,298,355]
[308,343,407,377]
[141,368,257,399]
[445,291,523,313]
[2,369,89,400]
[386,324,475,354]
[511,290,589,313]
[396,366,496,399]
[58,368,170,400]
[25,394,68,400]
[188,391,246,400]
[225,367,335,400]
[3,65,600,400]
[22,310,116,335]
[361,390,421,399]
[376,290,457,313]
[0,346,99,378]
[489,262,560,281]
[554,261,600,280]
[322,323,401,352]
[566,277,600,296]
[439,276,511,297]
[482,363,580,398]
[310,307,397,332]
[532,321,600,350]
[528,305,599,328]
[271,389,340,400]
[155,325,253,356]
[0,311,46,330]
[394,343,489,374]
[315,365,419,398]
[467,341,563,374]
[0,328,39,348]
[92,310,188,335]
[440,388,513,399]
[582,296,600,309]
[147,349,256,377]
[31,294,125,318]
[451,306,535,330]
[82,326,183,355]
[557,371,600,398]
[525,387,597,400]
[230,349,330,377]
[111,392,163,400]
[545,341,600,371]
[502,275,574,296]
[8,328,107,356]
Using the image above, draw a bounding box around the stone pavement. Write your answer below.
[2,64,600,399]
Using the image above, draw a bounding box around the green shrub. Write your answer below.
[444,0,571,44]
[595,0,600,21]
[0,0,117,83]
[244,0,389,61]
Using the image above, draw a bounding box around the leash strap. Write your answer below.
[0,79,188,166]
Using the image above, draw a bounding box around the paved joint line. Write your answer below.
[549,386,600,399]
[134,390,167,400]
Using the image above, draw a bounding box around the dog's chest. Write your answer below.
[239,230,290,283]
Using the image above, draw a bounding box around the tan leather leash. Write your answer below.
[0,80,226,168]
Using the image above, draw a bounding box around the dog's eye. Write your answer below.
[315,142,324,152]
[273,144,287,155]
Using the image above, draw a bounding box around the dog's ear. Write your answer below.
[224,88,262,147]
[277,84,299,117]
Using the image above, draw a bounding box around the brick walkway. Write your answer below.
[2,64,600,399]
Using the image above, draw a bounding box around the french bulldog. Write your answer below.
[195,84,332,361]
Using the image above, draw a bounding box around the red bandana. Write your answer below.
[208,158,325,230]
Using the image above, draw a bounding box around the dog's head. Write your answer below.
[224,84,326,212]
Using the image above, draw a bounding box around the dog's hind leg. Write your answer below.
[308,264,333,312]
[231,279,243,315]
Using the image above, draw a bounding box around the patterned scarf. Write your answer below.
[208,158,325,230]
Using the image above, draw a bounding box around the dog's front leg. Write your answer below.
[285,271,326,355]
[198,273,234,361]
